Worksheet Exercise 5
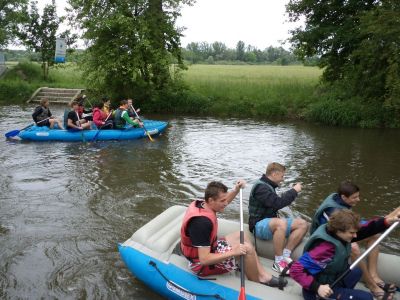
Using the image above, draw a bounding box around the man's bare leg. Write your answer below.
[226,231,272,282]
[285,218,308,252]
[364,235,384,284]
[268,218,287,257]
[351,243,383,295]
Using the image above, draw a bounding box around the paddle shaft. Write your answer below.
[330,221,399,288]
[238,188,246,300]
[91,111,112,142]
[5,117,52,138]
[76,112,86,142]
[130,104,154,141]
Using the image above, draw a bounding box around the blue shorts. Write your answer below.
[254,218,293,240]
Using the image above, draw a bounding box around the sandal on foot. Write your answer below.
[371,290,395,300]
[376,281,398,293]
[260,275,288,290]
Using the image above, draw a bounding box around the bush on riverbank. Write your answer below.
[0,61,84,104]
[306,82,400,128]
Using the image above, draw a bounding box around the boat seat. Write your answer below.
[125,205,186,260]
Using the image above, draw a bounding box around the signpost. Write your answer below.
[0,52,6,77]
[0,52,5,65]
[54,38,66,63]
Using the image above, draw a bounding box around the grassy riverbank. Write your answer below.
[0,61,84,104]
[2,62,391,127]
[180,64,322,118]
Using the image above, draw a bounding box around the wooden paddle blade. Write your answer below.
[238,287,246,300]
[4,130,20,138]
[146,131,154,142]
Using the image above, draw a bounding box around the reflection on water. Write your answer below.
[1,104,399,298]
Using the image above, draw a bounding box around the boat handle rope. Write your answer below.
[149,260,225,299]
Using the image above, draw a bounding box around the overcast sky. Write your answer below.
[33,0,299,50]
[177,0,298,50]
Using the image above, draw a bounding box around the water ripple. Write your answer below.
[0,107,399,298]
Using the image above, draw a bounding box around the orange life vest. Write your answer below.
[180,200,218,261]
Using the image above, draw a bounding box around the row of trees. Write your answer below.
[1,49,84,63]
[182,41,302,65]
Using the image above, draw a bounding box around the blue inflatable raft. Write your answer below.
[118,206,400,300]
[17,120,168,142]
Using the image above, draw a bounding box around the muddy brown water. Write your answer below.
[1,104,399,299]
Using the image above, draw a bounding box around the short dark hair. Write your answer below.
[70,100,79,107]
[94,102,104,109]
[40,98,49,106]
[338,180,360,197]
[204,181,228,202]
[327,209,361,233]
[120,99,128,106]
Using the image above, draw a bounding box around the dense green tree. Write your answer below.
[346,1,400,108]
[186,42,202,63]
[212,41,226,60]
[287,0,400,126]
[68,0,194,99]
[287,0,376,81]
[236,40,245,61]
[15,0,75,79]
[0,0,28,49]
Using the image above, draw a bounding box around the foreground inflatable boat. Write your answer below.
[118,205,400,300]
[18,120,168,142]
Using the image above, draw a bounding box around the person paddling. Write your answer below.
[180,180,287,289]
[113,99,142,129]
[310,181,398,297]
[127,98,140,119]
[290,208,400,300]
[32,98,64,129]
[67,101,91,130]
[92,102,113,129]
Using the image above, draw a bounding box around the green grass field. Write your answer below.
[181,65,322,118]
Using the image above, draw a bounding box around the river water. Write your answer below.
[1,104,400,299]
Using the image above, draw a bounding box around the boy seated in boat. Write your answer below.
[75,94,93,121]
[113,100,143,129]
[310,181,398,297]
[180,180,287,289]
[248,162,309,274]
[290,208,400,300]
[32,98,64,129]
[127,98,140,119]
[67,101,92,130]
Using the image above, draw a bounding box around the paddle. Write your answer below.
[91,111,112,142]
[5,117,52,138]
[129,104,154,142]
[76,112,86,142]
[238,188,247,300]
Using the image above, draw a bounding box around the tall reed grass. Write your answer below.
[180,65,322,118]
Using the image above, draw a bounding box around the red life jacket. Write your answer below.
[180,200,218,261]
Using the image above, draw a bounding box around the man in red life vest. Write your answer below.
[180,180,287,288]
